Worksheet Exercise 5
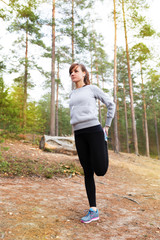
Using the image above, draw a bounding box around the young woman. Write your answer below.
[69,63,115,223]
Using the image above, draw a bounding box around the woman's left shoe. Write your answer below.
[81,208,99,223]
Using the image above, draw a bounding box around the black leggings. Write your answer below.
[74,125,108,207]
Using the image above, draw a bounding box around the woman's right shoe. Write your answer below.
[81,208,99,223]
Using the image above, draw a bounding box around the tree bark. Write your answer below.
[55,62,59,136]
[23,29,28,130]
[123,78,130,153]
[96,63,101,124]
[113,0,119,153]
[122,0,139,155]
[140,62,150,157]
[39,135,77,155]
[71,0,74,90]
[50,0,56,136]
[90,52,93,84]
[154,110,160,160]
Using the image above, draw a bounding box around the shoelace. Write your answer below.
[87,210,95,217]
[84,209,96,215]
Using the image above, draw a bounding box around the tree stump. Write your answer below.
[39,135,77,155]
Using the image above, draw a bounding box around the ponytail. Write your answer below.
[83,70,90,85]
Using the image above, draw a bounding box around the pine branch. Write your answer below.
[0,0,8,5]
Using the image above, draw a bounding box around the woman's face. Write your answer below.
[70,66,85,84]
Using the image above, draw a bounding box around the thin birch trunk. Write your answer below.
[55,62,59,136]
[71,0,74,90]
[50,0,56,136]
[90,52,93,84]
[123,78,130,153]
[154,109,160,159]
[113,0,119,153]
[140,63,150,157]
[122,0,139,155]
[96,63,101,124]
[23,29,28,130]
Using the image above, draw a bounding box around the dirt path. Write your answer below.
[0,141,160,240]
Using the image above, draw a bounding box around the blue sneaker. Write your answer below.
[81,208,99,223]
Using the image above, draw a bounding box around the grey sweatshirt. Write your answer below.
[69,85,115,131]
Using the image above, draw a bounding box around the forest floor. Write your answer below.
[0,139,160,240]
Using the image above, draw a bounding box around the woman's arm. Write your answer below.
[90,85,116,127]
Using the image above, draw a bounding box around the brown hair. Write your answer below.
[69,63,90,85]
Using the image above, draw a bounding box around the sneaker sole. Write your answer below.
[81,216,99,224]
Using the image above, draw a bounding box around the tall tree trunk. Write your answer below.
[122,0,139,155]
[140,63,150,157]
[23,29,28,130]
[90,52,93,84]
[113,0,119,153]
[55,62,59,136]
[50,0,56,136]
[96,63,101,123]
[123,78,130,153]
[71,0,74,90]
[117,89,120,150]
[154,109,160,160]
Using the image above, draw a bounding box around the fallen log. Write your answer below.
[39,135,77,155]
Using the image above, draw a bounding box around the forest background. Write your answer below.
[0,0,160,159]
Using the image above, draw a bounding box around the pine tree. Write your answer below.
[50,0,56,136]
[131,43,150,157]
[146,69,160,159]
[8,0,46,130]
[117,48,130,153]
[121,0,139,155]
[57,0,94,89]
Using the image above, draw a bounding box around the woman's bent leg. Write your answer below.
[88,130,109,176]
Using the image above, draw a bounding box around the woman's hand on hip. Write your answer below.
[104,126,109,136]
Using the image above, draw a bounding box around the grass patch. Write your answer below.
[2,147,9,151]
[0,155,83,179]
[0,136,83,178]
[0,139,5,144]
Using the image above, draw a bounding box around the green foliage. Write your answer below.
[26,101,46,134]
[37,93,51,134]
[58,105,72,136]
[56,0,95,62]
[0,9,6,19]
[5,0,47,130]
[0,78,15,130]
[0,77,8,106]
[5,84,24,132]
[138,24,156,38]
[146,69,160,101]
[131,43,150,63]
[0,160,10,171]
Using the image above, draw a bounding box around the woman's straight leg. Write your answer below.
[75,133,97,207]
